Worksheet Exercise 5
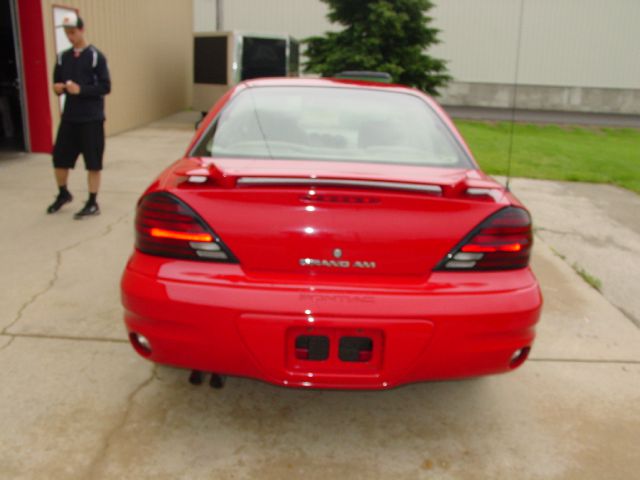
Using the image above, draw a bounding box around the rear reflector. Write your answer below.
[437,207,533,271]
[135,192,236,262]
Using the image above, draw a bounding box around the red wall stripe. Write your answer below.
[17,0,53,153]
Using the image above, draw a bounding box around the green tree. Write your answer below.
[304,0,450,95]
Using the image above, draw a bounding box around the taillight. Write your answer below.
[135,192,236,262]
[438,207,532,270]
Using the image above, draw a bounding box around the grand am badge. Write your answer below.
[299,258,376,269]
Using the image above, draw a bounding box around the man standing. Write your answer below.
[47,13,111,219]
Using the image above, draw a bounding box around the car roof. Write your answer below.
[242,77,424,95]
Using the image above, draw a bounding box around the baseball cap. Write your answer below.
[58,12,84,29]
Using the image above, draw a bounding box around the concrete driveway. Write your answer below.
[1,114,638,479]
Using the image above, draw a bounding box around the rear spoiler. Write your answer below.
[174,158,505,201]
[236,177,442,195]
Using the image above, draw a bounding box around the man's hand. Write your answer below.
[53,83,66,95]
[65,80,81,95]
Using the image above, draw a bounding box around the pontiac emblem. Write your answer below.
[333,248,343,259]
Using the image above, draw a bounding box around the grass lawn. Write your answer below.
[454,121,640,194]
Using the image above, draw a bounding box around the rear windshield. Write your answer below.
[192,86,472,168]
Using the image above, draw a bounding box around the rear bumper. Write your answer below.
[121,253,542,389]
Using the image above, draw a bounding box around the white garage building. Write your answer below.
[194,0,640,114]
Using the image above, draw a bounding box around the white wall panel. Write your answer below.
[430,0,521,85]
[194,0,217,32]
[200,0,640,90]
[215,0,335,39]
[422,0,640,89]
[517,0,640,89]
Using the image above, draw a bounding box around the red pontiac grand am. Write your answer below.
[121,77,542,390]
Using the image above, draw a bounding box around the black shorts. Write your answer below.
[52,120,105,171]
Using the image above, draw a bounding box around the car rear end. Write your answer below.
[121,79,542,389]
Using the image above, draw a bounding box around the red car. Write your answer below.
[121,77,542,390]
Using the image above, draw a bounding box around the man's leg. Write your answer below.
[47,168,74,213]
[86,169,101,208]
[88,170,100,195]
[47,171,74,213]
[74,122,103,219]
[47,122,77,214]
[74,170,101,218]
[74,169,101,219]
[54,168,70,187]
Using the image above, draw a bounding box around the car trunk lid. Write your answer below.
[170,158,507,282]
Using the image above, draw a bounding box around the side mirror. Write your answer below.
[195,111,207,130]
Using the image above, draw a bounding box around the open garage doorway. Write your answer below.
[0,0,27,151]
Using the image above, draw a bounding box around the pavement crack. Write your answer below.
[614,306,640,330]
[1,250,63,334]
[541,236,640,330]
[536,227,637,253]
[84,364,158,478]
[98,211,132,239]
[536,226,574,237]
[2,212,131,335]
[0,336,16,353]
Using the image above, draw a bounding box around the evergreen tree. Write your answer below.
[304,0,450,95]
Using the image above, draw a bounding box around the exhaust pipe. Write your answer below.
[188,370,204,385]
[188,370,227,389]
[210,374,226,389]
